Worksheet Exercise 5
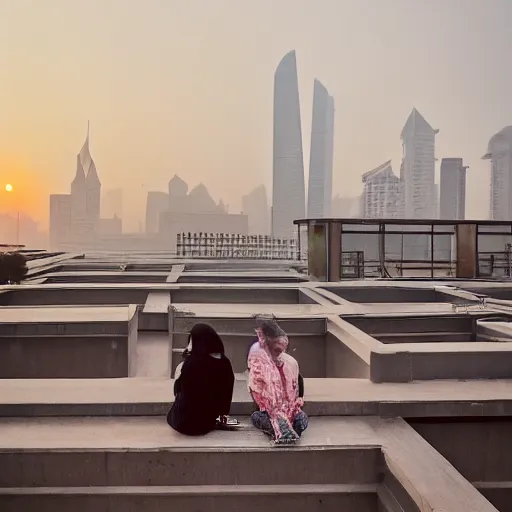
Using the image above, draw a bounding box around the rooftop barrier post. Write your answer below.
[455,222,478,278]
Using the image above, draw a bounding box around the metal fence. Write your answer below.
[176,232,305,260]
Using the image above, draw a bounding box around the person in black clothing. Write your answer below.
[167,323,235,436]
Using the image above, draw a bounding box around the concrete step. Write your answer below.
[0,446,381,487]
[1,378,511,418]
[0,484,378,512]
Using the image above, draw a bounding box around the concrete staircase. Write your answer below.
[0,425,381,511]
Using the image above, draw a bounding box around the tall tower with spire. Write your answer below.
[70,154,86,223]
[69,123,101,241]
[80,123,101,220]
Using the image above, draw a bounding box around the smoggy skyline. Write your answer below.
[2,0,512,231]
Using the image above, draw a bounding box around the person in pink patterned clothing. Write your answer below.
[248,318,308,443]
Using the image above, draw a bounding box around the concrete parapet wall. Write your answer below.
[409,419,512,512]
[171,315,327,377]
[0,306,138,379]
[1,289,150,306]
[170,287,302,304]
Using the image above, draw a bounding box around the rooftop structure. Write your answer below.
[0,244,511,511]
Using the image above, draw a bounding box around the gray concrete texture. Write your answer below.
[3,252,512,510]
[0,306,138,379]
[0,416,500,511]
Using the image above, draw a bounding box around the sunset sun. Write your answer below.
[5,184,13,192]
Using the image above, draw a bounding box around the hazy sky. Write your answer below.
[2,0,512,231]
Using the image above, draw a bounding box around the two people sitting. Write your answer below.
[167,318,308,443]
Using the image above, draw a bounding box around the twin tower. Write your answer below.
[272,50,335,238]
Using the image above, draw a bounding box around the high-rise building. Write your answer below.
[168,175,189,213]
[307,80,334,218]
[145,191,169,234]
[400,108,438,219]
[83,141,101,220]
[242,185,269,235]
[324,95,335,217]
[440,158,467,220]
[50,125,102,249]
[272,50,305,238]
[361,161,402,218]
[102,188,123,219]
[49,194,72,249]
[483,126,512,220]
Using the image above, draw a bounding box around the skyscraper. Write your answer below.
[361,160,401,218]
[145,191,169,234]
[51,124,102,249]
[70,154,86,223]
[307,80,334,218]
[483,126,512,220]
[400,108,438,219]
[440,158,467,220]
[82,135,101,220]
[324,95,335,217]
[272,50,305,238]
[242,185,269,235]
[49,194,72,249]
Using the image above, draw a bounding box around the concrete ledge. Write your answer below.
[0,416,499,512]
[140,292,171,331]
[0,378,510,418]
[0,484,378,512]
[0,447,381,487]
[0,306,138,379]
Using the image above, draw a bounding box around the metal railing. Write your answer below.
[176,232,304,260]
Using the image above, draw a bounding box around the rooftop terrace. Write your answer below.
[1,248,511,511]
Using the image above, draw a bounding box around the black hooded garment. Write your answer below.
[167,323,235,436]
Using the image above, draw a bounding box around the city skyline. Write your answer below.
[3,1,512,231]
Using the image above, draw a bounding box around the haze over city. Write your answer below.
[2,0,512,238]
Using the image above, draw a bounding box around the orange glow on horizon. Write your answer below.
[0,155,49,227]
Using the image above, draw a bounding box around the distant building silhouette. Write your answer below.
[168,175,189,212]
[49,194,72,249]
[144,175,246,249]
[308,79,334,218]
[70,154,86,224]
[242,185,269,235]
[188,183,225,214]
[145,191,169,234]
[483,126,512,220]
[440,158,467,220]
[49,125,104,250]
[400,108,438,219]
[361,161,402,218]
[272,50,305,238]
[0,212,47,249]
